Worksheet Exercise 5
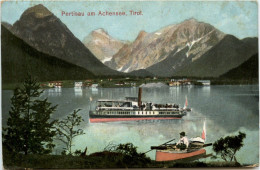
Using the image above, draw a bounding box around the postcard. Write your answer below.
[1,0,259,169]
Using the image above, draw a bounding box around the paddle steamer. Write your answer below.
[89,88,191,123]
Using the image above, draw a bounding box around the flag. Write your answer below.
[201,121,206,141]
[184,96,188,108]
[185,96,188,107]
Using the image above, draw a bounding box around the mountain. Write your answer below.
[2,21,12,30]
[108,19,225,73]
[172,35,258,77]
[83,28,125,63]
[11,4,121,76]
[220,53,258,80]
[2,24,95,84]
[128,69,154,77]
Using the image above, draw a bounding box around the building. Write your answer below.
[197,80,211,86]
[40,83,47,87]
[131,82,136,87]
[169,81,181,86]
[169,78,191,86]
[84,80,93,87]
[115,81,125,86]
[91,84,98,88]
[74,82,83,88]
[48,81,62,88]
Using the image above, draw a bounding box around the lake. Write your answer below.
[2,85,259,164]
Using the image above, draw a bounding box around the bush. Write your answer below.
[213,131,246,162]
[103,143,151,168]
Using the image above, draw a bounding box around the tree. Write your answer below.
[3,75,57,155]
[55,109,85,155]
[213,131,246,162]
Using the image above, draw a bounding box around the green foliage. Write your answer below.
[61,150,67,156]
[193,81,203,86]
[105,143,151,168]
[2,152,242,169]
[3,75,57,155]
[55,109,85,155]
[213,131,246,162]
[2,141,242,169]
[74,149,82,156]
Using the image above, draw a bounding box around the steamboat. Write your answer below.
[89,88,191,123]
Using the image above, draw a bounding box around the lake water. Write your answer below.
[2,85,259,164]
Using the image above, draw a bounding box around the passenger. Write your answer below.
[176,132,189,149]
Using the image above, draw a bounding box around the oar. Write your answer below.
[203,143,212,147]
[161,138,176,146]
[142,138,175,155]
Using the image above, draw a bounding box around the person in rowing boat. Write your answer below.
[176,131,189,150]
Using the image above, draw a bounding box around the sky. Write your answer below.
[1,1,258,42]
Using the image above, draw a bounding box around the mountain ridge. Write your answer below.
[1,24,96,83]
[220,53,258,80]
[4,4,258,79]
[107,18,226,73]
[11,4,122,76]
[172,35,258,77]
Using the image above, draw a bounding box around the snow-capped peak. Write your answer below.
[93,28,110,38]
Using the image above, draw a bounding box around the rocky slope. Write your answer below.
[108,19,225,73]
[83,29,125,63]
[11,4,121,76]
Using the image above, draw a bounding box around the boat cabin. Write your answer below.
[96,99,138,110]
[125,97,138,102]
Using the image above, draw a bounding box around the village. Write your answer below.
[39,77,211,89]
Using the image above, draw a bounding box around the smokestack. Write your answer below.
[138,88,142,107]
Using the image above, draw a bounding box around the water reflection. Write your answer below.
[2,85,259,164]
[91,87,98,94]
[74,87,83,97]
[201,86,211,96]
[47,87,62,96]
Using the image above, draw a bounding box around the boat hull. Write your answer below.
[89,114,183,123]
[156,149,206,162]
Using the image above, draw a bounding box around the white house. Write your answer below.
[74,82,83,88]
[197,80,211,86]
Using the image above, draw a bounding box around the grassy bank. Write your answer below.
[3,152,243,169]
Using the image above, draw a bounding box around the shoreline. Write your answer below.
[2,80,259,90]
